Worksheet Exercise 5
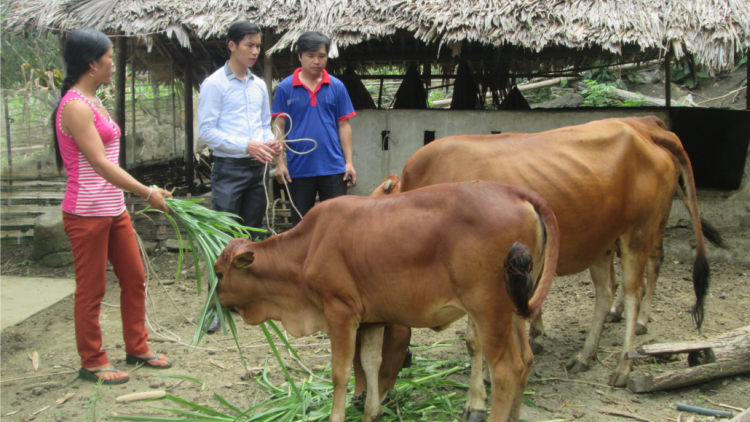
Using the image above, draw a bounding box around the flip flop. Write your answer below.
[79,367,130,385]
[125,351,173,369]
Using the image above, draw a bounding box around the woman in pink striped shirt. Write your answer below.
[53,28,174,384]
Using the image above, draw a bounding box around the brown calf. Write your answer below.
[214,181,559,422]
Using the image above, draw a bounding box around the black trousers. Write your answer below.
[288,173,347,226]
[210,157,267,238]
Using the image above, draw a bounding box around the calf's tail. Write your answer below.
[504,189,560,319]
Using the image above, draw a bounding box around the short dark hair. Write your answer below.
[226,21,261,54]
[296,31,330,55]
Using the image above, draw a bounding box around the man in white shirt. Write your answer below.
[198,21,281,235]
[198,21,281,332]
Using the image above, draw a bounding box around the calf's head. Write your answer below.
[214,238,259,316]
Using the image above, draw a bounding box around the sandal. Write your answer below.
[125,351,173,369]
[79,367,130,385]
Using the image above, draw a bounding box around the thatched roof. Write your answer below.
[3,0,749,73]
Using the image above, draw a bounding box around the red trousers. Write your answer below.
[63,210,150,368]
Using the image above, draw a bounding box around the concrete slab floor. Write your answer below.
[1,276,76,330]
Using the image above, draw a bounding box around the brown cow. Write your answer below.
[214,181,560,422]
[369,116,712,406]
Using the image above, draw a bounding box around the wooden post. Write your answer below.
[377,78,384,109]
[4,94,12,171]
[665,47,672,109]
[129,38,136,170]
[115,36,127,168]
[747,49,749,110]
[171,68,177,156]
[263,28,274,106]
[184,54,194,192]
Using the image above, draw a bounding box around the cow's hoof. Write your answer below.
[566,360,589,374]
[530,341,544,355]
[635,324,648,336]
[605,312,623,323]
[608,372,628,387]
[461,408,487,422]
[352,392,366,409]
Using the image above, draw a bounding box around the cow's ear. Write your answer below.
[232,250,255,269]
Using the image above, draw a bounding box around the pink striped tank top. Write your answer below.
[57,89,126,216]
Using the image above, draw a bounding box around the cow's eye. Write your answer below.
[216,272,223,280]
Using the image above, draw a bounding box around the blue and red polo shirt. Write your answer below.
[272,68,356,178]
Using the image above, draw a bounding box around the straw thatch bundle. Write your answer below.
[498,86,531,111]
[339,66,376,110]
[392,63,428,109]
[4,0,749,73]
[450,60,482,110]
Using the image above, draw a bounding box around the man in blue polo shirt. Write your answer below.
[272,31,356,226]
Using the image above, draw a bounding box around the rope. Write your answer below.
[263,112,317,236]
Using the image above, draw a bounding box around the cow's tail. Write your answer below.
[504,191,559,319]
[650,128,710,329]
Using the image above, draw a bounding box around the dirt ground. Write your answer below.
[1,214,749,421]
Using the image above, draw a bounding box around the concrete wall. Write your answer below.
[347,108,670,196]
[345,108,749,229]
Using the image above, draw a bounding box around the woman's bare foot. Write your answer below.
[83,363,129,381]
[133,349,170,367]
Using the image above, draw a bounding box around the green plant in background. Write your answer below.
[671,61,712,89]
[580,80,619,107]
[580,80,646,108]
[527,87,552,104]
[427,89,447,107]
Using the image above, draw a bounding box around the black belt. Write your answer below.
[214,156,264,166]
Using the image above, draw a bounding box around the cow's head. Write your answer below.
[213,238,261,320]
[370,174,402,197]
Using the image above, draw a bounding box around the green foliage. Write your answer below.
[671,61,712,89]
[137,197,265,343]
[527,87,552,104]
[582,66,628,90]
[112,354,540,422]
[580,80,646,108]
[427,89,447,107]
[1,34,63,89]
[580,80,619,107]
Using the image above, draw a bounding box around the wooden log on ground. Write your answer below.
[628,326,750,393]
[628,356,750,393]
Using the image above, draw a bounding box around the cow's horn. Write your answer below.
[384,180,393,191]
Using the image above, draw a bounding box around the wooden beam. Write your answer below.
[115,36,127,168]
[183,54,194,192]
